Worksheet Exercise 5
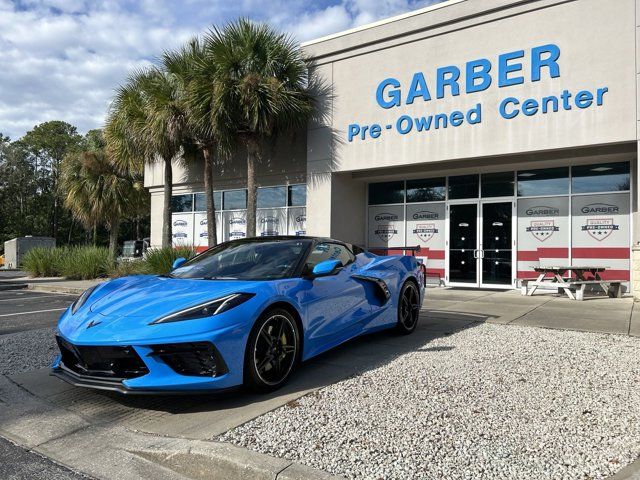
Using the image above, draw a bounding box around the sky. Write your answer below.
[0,0,444,140]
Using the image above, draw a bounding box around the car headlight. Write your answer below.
[71,285,98,315]
[150,293,255,324]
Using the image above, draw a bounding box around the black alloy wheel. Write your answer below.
[396,281,420,334]
[245,308,299,392]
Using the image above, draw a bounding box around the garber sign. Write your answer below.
[347,44,609,142]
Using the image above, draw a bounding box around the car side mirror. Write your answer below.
[172,257,187,270]
[311,259,342,277]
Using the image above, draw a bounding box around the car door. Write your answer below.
[302,242,371,348]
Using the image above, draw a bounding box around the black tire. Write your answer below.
[395,280,420,334]
[244,308,300,393]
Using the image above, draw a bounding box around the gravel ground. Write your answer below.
[220,324,640,480]
[0,327,58,376]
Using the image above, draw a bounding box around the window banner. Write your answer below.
[171,213,194,247]
[405,203,445,276]
[223,210,247,241]
[571,193,630,280]
[287,207,307,236]
[516,197,569,277]
[194,212,223,248]
[256,208,287,236]
[367,205,405,250]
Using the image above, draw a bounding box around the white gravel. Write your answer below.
[220,324,640,479]
[0,328,58,376]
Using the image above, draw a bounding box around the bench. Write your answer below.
[568,280,624,301]
[519,277,572,296]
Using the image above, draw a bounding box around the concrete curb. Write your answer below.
[0,283,27,291]
[26,284,86,295]
[131,439,343,480]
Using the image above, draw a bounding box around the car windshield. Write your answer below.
[170,239,312,280]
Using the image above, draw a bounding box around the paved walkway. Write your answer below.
[425,287,637,336]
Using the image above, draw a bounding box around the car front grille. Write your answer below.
[150,342,227,377]
[56,336,149,379]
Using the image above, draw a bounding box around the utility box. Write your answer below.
[3,236,55,269]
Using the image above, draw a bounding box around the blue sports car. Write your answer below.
[52,237,425,394]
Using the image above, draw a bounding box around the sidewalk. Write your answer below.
[0,276,103,294]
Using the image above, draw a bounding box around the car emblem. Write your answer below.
[86,319,102,329]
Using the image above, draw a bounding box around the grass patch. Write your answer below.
[143,246,196,275]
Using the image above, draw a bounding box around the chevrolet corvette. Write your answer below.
[52,237,425,394]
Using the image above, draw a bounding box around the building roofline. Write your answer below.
[300,0,466,48]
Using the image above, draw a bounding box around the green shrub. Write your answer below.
[21,247,67,277]
[144,246,196,275]
[109,259,146,278]
[58,246,112,280]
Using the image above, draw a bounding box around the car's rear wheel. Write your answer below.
[396,281,420,334]
[244,308,300,392]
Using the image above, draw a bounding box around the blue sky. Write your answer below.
[0,0,443,139]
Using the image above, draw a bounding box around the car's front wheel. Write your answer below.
[396,280,420,334]
[244,308,300,392]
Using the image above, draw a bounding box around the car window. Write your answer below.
[306,243,355,270]
[171,239,311,280]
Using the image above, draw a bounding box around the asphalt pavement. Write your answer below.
[0,288,87,480]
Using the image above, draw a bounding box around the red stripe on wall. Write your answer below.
[572,248,630,259]
[420,249,446,260]
[517,248,569,261]
[195,246,208,253]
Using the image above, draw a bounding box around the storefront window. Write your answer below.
[406,177,446,202]
[571,162,630,193]
[482,172,514,197]
[368,181,405,205]
[171,194,193,212]
[288,184,306,207]
[257,186,287,208]
[223,189,247,210]
[517,167,569,196]
[448,175,479,199]
[194,192,222,212]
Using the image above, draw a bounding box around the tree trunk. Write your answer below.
[108,219,120,260]
[162,157,173,248]
[67,217,74,244]
[245,137,259,238]
[203,147,217,246]
[93,224,97,245]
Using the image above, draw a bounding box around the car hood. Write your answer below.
[88,275,263,320]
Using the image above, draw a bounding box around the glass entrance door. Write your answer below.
[447,201,513,287]
[480,201,513,287]
[449,203,478,285]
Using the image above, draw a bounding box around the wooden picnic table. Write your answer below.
[522,265,623,300]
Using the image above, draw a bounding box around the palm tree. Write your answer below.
[163,39,228,245]
[104,67,190,248]
[206,19,313,237]
[61,142,148,258]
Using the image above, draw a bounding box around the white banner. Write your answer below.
[287,207,306,236]
[171,213,193,247]
[367,205,405,248]
[194,212,223,247]
[257,208,287,236]
[516,197,569,272]
[571,193,629,249]
[223,210,247,241]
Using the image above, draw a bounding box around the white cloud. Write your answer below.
[0,0,444,139]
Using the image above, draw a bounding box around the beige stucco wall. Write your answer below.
[303,0,638,247]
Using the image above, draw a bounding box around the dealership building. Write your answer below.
[144,0,640,293]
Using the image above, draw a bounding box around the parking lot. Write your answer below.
[0,287,639,479]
